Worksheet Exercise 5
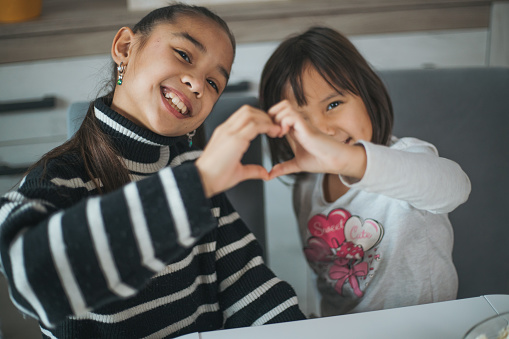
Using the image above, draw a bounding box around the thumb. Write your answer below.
[268,160,301,180]
[239,164,270,182]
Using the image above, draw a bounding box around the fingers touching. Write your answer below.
[196,100,308,197]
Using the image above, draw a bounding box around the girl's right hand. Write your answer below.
[267,100,367,180]
[195,105,282,198]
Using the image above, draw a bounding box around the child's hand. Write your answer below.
[196,105,281,198]
[267,100,367,180]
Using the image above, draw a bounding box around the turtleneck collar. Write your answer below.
[93,97,184,176]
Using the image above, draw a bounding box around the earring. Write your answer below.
[117,62,126,85]
[186,130,196,148]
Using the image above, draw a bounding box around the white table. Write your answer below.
[184,295,509,339]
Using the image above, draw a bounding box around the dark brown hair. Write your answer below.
[259,26,393,167]
[28,3,235,194]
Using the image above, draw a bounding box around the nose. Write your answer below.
[181,74,204,98]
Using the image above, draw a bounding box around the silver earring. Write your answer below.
[117,62,126,85]
[186,130,196,148]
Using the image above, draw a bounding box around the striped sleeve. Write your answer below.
[0,162,217,328]
[212,195,306,327]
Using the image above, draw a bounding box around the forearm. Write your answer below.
[0,163,217,327]
[329,143,368,181]
[342,139,471,213]
[213,196,305,327]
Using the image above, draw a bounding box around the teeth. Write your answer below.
[176,102,187,114]
[163,90,189,115]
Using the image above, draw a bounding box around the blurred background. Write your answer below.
[1,0,508,337]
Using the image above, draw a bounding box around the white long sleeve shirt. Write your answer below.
[293,137,471,316]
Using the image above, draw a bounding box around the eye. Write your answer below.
[175,49,191,63]
[327,101,342,111]
[207,79,219,93]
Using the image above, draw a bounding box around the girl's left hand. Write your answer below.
[267,100,367,180]
[196,105,282,198]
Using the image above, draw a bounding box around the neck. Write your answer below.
[322,173,349,202]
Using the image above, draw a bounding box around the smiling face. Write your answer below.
[284,64,373,145]
[111,14,234,136]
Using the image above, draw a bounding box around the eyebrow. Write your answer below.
[320,91,344,104]
[174,32,206,52]
[173,31,230,82]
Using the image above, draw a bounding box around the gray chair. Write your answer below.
[67,94,267,258]
[378,67,509,299]
[67,101,90,138]
[202,95,266,257]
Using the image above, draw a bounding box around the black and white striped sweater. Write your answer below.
[0,98,305,338]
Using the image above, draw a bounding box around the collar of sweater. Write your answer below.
[94,98,183,176]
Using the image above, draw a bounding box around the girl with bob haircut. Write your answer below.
[259,26,471,317]
[0,4,306,338]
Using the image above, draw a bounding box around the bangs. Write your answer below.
[287,49,360,107]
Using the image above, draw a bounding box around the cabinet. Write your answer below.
[0,0,492,63]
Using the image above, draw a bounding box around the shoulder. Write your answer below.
[389,136,439,156]
[26,152,83,182]
[293,173,315,197]
[293,173,320,208]
[19,152,93,205]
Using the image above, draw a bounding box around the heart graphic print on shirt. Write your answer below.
[344,216,384,251]
[307,208,350,248]
[304,208,384,298]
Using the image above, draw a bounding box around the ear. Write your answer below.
[111,27,135,65]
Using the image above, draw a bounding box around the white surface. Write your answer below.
[485,295,509,314]
[200,295,509,339]
[173,333,200,339]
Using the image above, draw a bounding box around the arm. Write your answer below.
[267,101,470,213]
[342,137,471,213]
[267,100,369,180]
[0,162,217,328]
[213,195,306,327]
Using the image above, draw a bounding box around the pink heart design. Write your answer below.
[344,217,384,251]
[307,208,351,249]
[304,237,332,262]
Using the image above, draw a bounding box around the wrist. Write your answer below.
[195,159,213,198]
[353,143,368,177]
[339,143,367,179]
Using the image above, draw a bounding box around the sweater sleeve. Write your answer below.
[0,162,217,328]
[340,137,471,214]
[212,195,306,327]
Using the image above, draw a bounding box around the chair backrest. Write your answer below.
[378,67,509,299]
[203,95,266,257]
[67,101,90,138]
[66,95,266,257]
